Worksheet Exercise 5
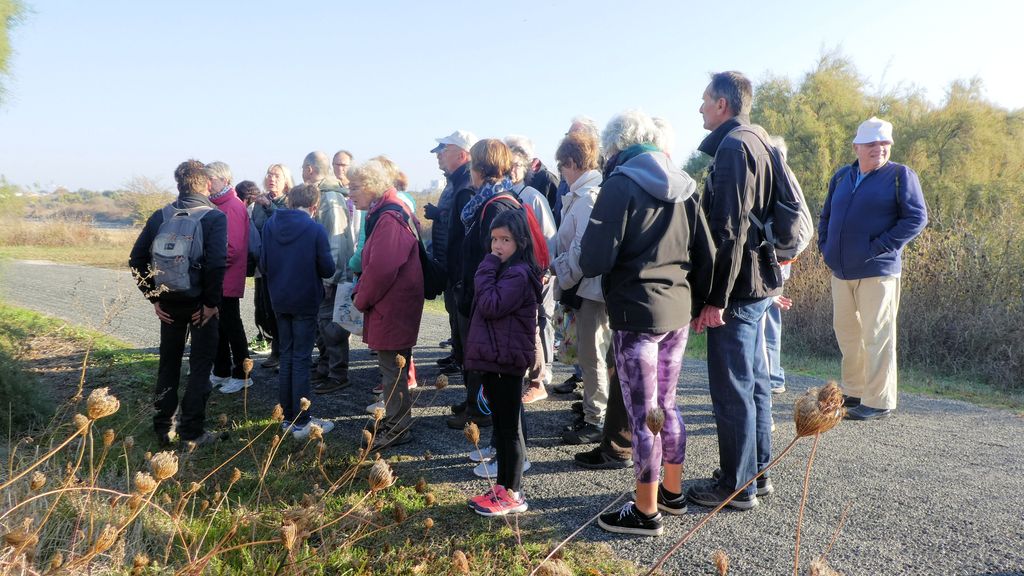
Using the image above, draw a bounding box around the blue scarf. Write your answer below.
[460,177,514,226]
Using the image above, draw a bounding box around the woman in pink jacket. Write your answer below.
[351,158,425,451]
[205,161,251,395]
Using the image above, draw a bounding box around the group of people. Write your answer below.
[128,70,927,534]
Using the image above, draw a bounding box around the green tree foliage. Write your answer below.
[0,0,25,103]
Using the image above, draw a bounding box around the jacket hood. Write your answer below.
[610,151,695,203]
[316,177,348,195]
[267,209,318,245]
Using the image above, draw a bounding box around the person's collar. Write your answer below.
[698,116,747,156]
[209,185,231,200]
[570,169,602,195]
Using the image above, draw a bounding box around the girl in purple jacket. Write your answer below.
[465,210,541,517]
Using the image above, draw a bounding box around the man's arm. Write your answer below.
[870,165,928,256]
[704,146,751,310]
[579,179,627,279]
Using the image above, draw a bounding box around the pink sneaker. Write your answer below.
[521,385,548,404]
[467,486,499,509]
[472,485,528,517]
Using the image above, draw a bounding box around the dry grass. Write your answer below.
[0,218,137,268]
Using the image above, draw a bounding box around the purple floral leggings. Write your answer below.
[612,328,688,484]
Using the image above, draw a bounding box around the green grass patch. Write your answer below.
[0,245,132,269]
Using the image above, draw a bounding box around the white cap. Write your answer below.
[853,117,894,144]
[433,130,477,153]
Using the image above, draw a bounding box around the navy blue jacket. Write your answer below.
[259,209,335,315]
[818,161,928,280]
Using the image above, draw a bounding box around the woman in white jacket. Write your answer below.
[551,132,611,444]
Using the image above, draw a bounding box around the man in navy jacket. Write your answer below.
[819,117,928,421]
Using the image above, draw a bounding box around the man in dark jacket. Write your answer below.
[129,159,227,448]
[687,71,782,511]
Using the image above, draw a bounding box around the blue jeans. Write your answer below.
[706,297,773,498]
[277,312,317,427]
[764,303,785,390]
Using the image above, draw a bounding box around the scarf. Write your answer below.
[603,143,659,179]
[210,185,231,201]
[460,177,514,226]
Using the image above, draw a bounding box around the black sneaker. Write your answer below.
[445,412,492,430]
[451,401,467,415]
[571,401,584,415]
[562,413,586,432]
[598,501,663,536]
[314,377,350,394]
[436,354,456,367]
[552,374,583,394]
[574,447,633,470]
[844,404,892,421]
[686,479,758,511]
[712,468,774,497]
[440,362,462,375]
[657,485,688,515]
[562,423,602,445]
[842,394,861,408]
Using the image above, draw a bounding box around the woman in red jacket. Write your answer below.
[350,159,425,451]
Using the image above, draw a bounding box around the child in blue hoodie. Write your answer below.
[260,183,336,440]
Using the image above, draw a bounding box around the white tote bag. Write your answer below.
[332,281,363,335]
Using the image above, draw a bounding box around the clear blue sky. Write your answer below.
[1,0,1022,193]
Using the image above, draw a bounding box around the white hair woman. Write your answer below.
[252,163,295,370]
[349,159,425,450]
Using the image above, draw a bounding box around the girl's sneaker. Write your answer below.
[467,486,499,509]
[473,458,531,479]
[469,446,496,463]
[292,418,335,440]
[472,485,528,517]
[219,377,252,394]
[598,501,664,536]
[210,374,229,389]
[365,400,385,415]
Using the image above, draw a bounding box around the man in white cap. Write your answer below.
[818,117,928,421]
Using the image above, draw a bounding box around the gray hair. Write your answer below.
[204,161,232,185]
[348,159,392,197]
[601,109,659,156]
[302,151,331,178]
[708,71,753,118]
[503,135,535,162]
[651,117,675,155]
[569,115,600,141]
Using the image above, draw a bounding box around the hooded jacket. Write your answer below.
[314,176,355,285]
[128,193,227,309]
[444,162,474,284]
[580,148,712,333]
[552,169,604,302]
[259,208,335,316]
[464,254,541,374]
[210,187,249,298]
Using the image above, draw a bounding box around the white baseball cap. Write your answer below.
[432,130,477,153]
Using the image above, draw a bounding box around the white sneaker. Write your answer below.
[210,374,229,389]
[365,400,385,415]
[293,418,335,440]
[218,377,251,394]
[469,446,496,463]
[473,458,531,478]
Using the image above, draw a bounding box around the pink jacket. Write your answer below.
[354,189,424,351]
[210,187,249,298]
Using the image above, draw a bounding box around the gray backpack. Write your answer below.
[150,204,213,298]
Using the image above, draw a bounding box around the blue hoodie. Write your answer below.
[260,209,336,315]
[818,161,928,280]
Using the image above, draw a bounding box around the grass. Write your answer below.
[0,218,138,269]
[0,302,638,575]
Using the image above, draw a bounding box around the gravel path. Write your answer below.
[2,259,1022,575]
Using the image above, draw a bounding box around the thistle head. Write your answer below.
[271,404,285,422]
[300,397,311,412]
[367,459,395,492]
[646,407,665,436]
[133,472,158,495]
[463,422,480,446]
[795,381,845,437]
[86,387,120,420]
[452,550,470,574]
[149,451,179,481]
[434,374,448,390]
[102,428,116,447]
[29,471,46,491]
[242,358,254,376]
[712,549,730,575]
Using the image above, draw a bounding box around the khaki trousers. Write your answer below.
[577,298,611,426]
[831,275,901,410]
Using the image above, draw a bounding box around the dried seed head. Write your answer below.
[271,435,281,449]
[128,494,143,511]
[434,374,448,390]
[309,424,324,441]
[189,481,202,493]
[425,492,437,506]
[242,358,254,376]
[271,404,285,422]
[362,429,373,447]
[463,422,480,446]
[30,471,46,491]
[452,550,470,574]
[103,428,116,447]
[49,551,64,571]
[230,467,242,484]
[809,557,841,576]
[149,451,179,481]
[200,499,210,513]
[795,382,845,437]
[90,524,118,555]
[373,407,385,422]
[300,397,311,412]
[3,528,38,550]
[218,413,229,428]
[124,435,135,450]
[646,407,666,436]
[392,503,407,523]
[535,560,572,576]
[73,413,90,432]
[86,387,120,420]
[713,549,730,575]
[134,472,158,495]
[424,517,434,530]
[367,459,395,492]
[160,493,172,505]
[280,521,297,552]
[131,553,150,575]
[317,441,326,460]
[414,477,427,494]
[395,355,407,369]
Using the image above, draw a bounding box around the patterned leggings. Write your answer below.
[612,328,688,484]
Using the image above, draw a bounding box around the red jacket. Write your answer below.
[210,187,249,298]
[353,189,424,351]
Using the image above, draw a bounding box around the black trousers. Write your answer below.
[458,313,484,417]
[600,341,632,459]
[214,296,249,379]
[481,371,527,493]
[154,303,219,440]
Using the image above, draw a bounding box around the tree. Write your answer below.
[0,0,25,104]
[123,175,174,225]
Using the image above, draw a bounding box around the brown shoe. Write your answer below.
[522,385,548,404]
[314,378,350,394]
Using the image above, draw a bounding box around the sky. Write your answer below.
[1,0,1022,193]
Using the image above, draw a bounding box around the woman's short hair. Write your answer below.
[371,155,407,191]
[470,139,513,184]
[265,163,294,194]
[556,132,600,172]
[286,183,320,210]
[347,159,393,196]
[601,110,659,157]
[651,116,675,155]
[204,161,233,185]
[235,180,260,202]
[503,135,535,162]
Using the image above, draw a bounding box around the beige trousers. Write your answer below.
[576,298,612,426]
[831,275,901,410]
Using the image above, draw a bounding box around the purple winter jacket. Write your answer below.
[464,254,541,375]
